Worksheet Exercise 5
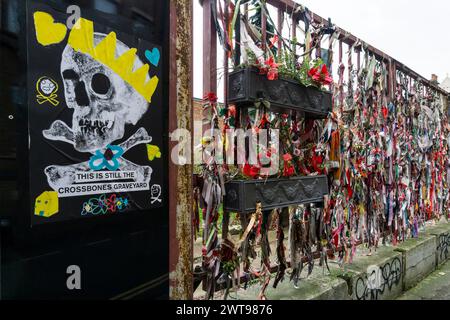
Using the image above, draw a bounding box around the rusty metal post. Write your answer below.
[234,1,241,67]
[203,0,218,96]
[277,9,283,51]
[338,40,344,110]
[222,0,230,240]
[388,59,396,101]
[291,13,296,55]
[224,0,230,107]
[357,49,360,72]
[169,0,194,300]
[222,209,230,239]
[202,0,217,149]
[348,45,352,86]
[261,4,267,55]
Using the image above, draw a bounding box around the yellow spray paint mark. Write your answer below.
[34,191,59,218]
[33,11,67,46]
[147,144,162,161]
[68,17,159,103]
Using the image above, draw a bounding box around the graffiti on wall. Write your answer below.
[437,233,450,262]
[81,194,129,216]
[354,257,402,301]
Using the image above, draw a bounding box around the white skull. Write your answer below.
[40,78,56,95]
[61,33,148,153]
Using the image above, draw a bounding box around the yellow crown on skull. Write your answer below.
[68,18,158,103]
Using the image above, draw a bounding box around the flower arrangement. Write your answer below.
[308,63,333,87]
[245,47,333,91]
[255,56,279,81]
[226,103,329,181]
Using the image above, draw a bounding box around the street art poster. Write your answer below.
[27,2,164,225]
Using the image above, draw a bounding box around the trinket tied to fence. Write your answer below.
[198,0,450,300]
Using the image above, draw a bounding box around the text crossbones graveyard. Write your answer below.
[41,28,156,198]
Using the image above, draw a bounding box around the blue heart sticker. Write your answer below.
[145,48,160,67]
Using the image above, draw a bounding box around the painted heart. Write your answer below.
[33,11,68,46]
[145,48,160,67]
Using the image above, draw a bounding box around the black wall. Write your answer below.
[0,0,169,300]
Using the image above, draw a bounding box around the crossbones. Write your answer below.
[42,31,154,193]
[44,123,153,190]
[150,185,162,204]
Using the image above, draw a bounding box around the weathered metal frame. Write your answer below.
[264,0,448,97]
[169,0,194,300]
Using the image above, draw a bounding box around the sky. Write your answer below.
[193,0,450,99]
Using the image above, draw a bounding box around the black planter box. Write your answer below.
[224,175,329,213]
[228,67,332,118]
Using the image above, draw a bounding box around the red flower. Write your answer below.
[259,113,270,127]
[311,147,325,174]
[283,153,293,162]
[282,153,295,177]
[283,163,295,177]
[320,65,333,85]
[308,64,333,86]
[257,57,279,81]
[267,68,278,80]
[284,165,295,177]
[243,163,260,178]
[265,56,278,69]
[381,105,388,119]
[203,92,218,103]
[228,105,237,118]
[308,66,319,79]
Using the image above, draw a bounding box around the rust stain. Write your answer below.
[169,0,194,300]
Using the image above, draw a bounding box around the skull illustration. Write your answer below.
[60,33,148,153]
[40,78,56,95]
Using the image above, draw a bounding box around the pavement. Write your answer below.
[397,259,450,300]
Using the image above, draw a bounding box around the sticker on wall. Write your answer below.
[27,2,165,225]
[67,17,159,103]
[89,145,124,171]
[147,144,161,161]
[81,194,129,216]
[145,48,160,67]
[151,184,162,204]
[33,11,67,46]
[36,76,60,106]
[34,191,59,218]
